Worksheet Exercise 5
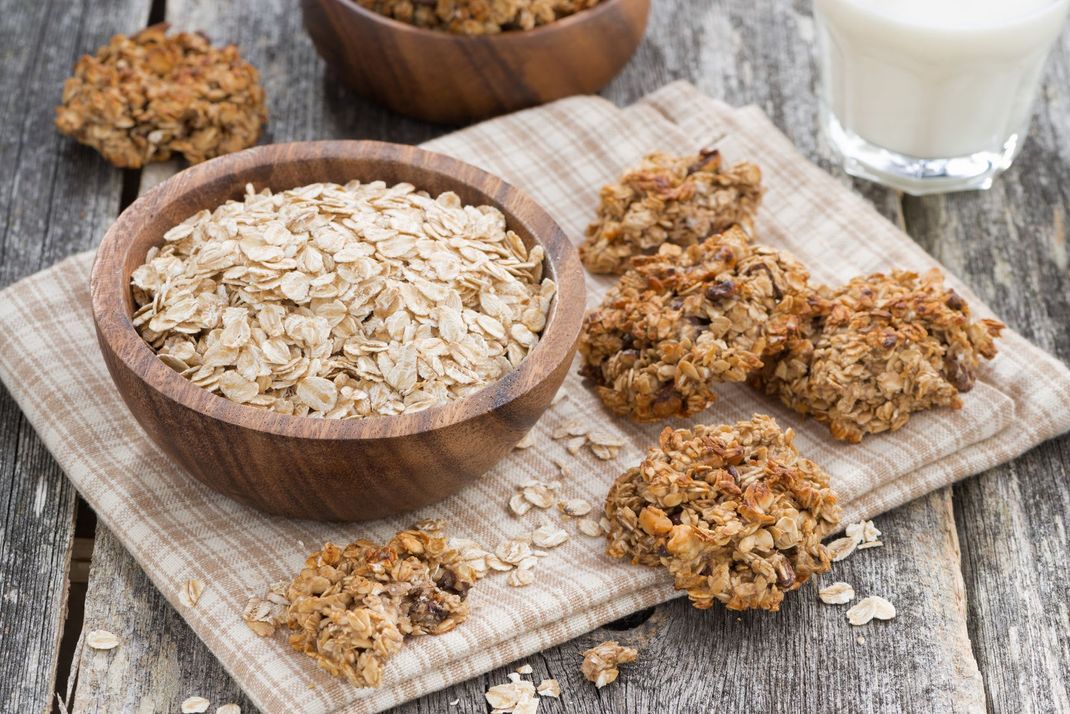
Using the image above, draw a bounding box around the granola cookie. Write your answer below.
[604,415,841,612]
[580,149,763,275]
[578,227,814,422]
[55,23,266,168]
[753,268,1004,443]
[357,0,602,34]
[283,528,476,688]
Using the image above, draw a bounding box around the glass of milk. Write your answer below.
[815,0,1070,194]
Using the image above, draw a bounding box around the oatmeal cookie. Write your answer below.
[55,23,266,168]
[578,227,814,422]
[283,528,476,687]
[604,415,842,611]
[357,0,602,34]
[580,149,764,275]
[753,268,1004,443]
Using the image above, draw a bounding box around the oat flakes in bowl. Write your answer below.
[131,180,556,419]
[91,141,585,521]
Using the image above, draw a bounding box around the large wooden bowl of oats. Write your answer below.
[90,141,585,521]
[301,0,651,124]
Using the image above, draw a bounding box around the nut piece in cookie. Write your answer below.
[283,528,476,688]
[604,415,842,612]
[753,268,1004,443]
[579,227,814,422]
[581,640,638,688]
[580,148,764,275]
[55,23,266,168]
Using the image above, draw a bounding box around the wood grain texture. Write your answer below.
[301,0,650,124]
[0,0,148,711]
[71,524,256,714]
[91,141,585,521]
[62,0,1068,712]
[900,23,1070,713]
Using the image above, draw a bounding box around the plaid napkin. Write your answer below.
[2,82,1069,714]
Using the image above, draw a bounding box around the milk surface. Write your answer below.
[816,0,1070,158]
[844,0,1057,28]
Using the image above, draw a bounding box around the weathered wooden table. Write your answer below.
[2,0,1068,711]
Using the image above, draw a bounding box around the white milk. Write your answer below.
[816,0,1070,160]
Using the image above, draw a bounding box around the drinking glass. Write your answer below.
[814,0,1070,195]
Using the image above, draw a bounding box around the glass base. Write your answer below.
[822,112,1021,196]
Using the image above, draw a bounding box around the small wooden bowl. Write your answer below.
[301,0,651,124]
[91,141,585,521]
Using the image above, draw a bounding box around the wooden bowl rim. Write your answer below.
[91,140,586,440]
[331,0,639,42]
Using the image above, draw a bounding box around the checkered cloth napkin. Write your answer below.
[2,82,1069,713]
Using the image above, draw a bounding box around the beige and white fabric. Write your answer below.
[1,82,1068,713]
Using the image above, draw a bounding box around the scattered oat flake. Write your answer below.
[486,554,515,572]
[179,578,206,608]
[581,640,637,688]
[818,581,855,605]
[553,419,588,438]
[509,492,533,516]
[449,700,459,707]
[551,389,568,405]
[241,595,281,637]
[216,705,241,714]
[522,483,555,509]
[516,664,533,674]
[846,519,882,544]
[587,431,624,447]
[559,498,592,517]
[826,536,858,562]
[589,443,619,461]
[181,697,210,714]
[496,537,534,564]
[86,629,119,650]
[857,540,883,550]
[857,635,866,644]
[515,431,536,450]
[507,566,536,588]
[577,518,604,537]
[531,524,569,548]
[485,679,538,712]
[537,678,561,697]
[565,436,587,455]
[846,596,896,626]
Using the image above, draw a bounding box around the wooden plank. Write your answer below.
[900,25,1070,714]
[0,1,149,711]
[72,525,256,714]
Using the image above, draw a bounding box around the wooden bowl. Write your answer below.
[91,141,585,521]
[300,0,651,124]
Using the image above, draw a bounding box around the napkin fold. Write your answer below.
[2,82,1069,713]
